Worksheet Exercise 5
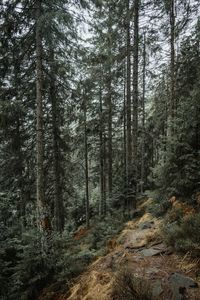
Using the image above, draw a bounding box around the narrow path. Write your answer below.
[57,201,200,300]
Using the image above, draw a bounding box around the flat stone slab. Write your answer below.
[169,273,198,300]
[138,247,165,257]
[169,273,198,289]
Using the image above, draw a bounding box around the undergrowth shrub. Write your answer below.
[0,229,57,300]
[146,192,171,217]
[84,215,124,251]
[111,268,153,300]
[163,211,200,256]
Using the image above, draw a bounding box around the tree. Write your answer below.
[36,0,51,237]
[126,0,132,210]
[132,0,140,208]
[140,32,147,194]
[83,84,90,228]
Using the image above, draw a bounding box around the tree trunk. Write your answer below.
[132,0,139,209]
[107,4,113,201]
[123,62,127,212]
[84,94,90,229]
[126,0,133,212]
[103,132,107,215]
[49,48,64,232]
[140,32,146,194]
[36,1,51,237]
[108,73,112,200]
[99,75,106,216]
[169,0,175,137]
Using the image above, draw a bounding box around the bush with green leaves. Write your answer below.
[0,225,86,300]
[163,212,200,256]
[85,214,124,251]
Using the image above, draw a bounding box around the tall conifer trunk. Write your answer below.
[126,0,132,212]
[123,63,127,211]
[141,33,146,194]
[103,132,107,215]
[108,74,112,199]
[99,76,106,216]
[36,1,51,236]
[84,94,90,228]
[170,0,175,136]
[107,5,113,201]
[132,0,139,209]
[49,48,64,232]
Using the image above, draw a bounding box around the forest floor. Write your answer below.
[40,199,200,300]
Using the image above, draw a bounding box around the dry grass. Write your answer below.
[177,252,200,274]
[111,268,153,300]
[74,227,89,241]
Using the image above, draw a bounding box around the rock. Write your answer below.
[169,273,198,289]
[138,247,165,257]
[124,240,146,250]
[153,243,173,255]
[152,280,163,298]
[169,273,198,300]
[138,221,154,230]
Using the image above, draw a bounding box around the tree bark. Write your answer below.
[107,5,113,202]
[123,62,127,212]
[140,32,146,194]
[99,74,106,216]
[170,0,175,136]
[49,48,64,232]
[126,0,133,211]
[84,94,90,228]
[108,71,112,199]
[103,132,107,215]
[132,0,139,209]
[36,1,51,235]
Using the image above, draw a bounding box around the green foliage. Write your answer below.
[146,192,171,217]
[150,27,200,198]
[87,214,124,251]
[163,212,200,256]
[1,231,51,299]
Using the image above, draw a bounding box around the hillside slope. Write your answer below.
[40,200,200,300]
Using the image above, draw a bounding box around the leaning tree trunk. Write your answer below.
[132,0,139,209]
[36,1,51,243]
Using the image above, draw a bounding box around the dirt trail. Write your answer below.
[56,200,200,300]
